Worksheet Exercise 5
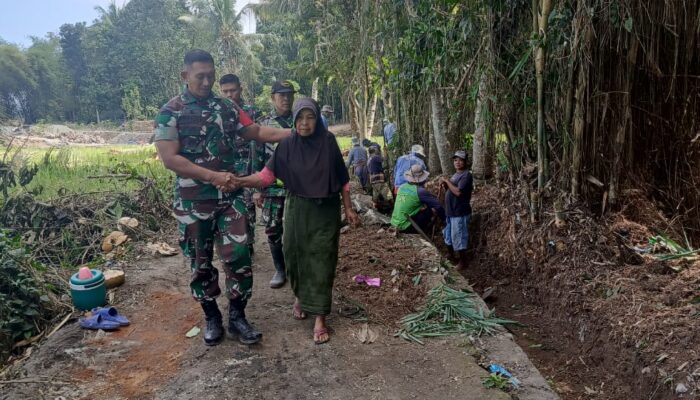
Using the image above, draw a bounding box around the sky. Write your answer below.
[0,0,255,48]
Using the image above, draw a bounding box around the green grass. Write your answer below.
[335,136,385,151]
[2,145,172,201]
[2,135,381,202]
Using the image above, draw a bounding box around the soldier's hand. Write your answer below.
[253,192,264,208]
[211,172,235,191]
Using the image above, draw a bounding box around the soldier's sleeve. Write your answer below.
[221,99,248,137]
[232,103,255,128]
[153,106,178,142]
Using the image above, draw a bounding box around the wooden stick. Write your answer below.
[0,379,73,385]
[47,312,74,338]
[87,174,131,179]
[407,216,433,243]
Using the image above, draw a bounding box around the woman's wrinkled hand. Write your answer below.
[345,208,361,227]
[216,174,242,192]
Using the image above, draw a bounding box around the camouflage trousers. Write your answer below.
[242,188,256,248]
[173,197,253,302]
[261,196,285,245]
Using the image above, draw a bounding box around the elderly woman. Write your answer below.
[229,98,359,344]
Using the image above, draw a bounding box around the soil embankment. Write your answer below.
[458,185,700,399]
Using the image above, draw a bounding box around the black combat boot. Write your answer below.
[268,241,286,288]
[200,300,224,346]
[228,299,262,345]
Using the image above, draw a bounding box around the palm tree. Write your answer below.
[94,1,123,26]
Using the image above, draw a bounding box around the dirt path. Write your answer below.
[3,223,511,400]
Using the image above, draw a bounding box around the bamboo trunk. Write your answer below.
[535,0,553,194]
[609,39,639,205]
[571,2,590,199]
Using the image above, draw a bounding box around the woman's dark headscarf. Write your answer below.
[267,97,349,198]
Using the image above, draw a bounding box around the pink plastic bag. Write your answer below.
[353,275,381,287]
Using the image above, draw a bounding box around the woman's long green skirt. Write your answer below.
[283,193,341,315]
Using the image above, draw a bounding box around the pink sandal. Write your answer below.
[292,301,307,320]
[313,328,330,345]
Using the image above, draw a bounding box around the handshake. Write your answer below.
[209,171,243,192]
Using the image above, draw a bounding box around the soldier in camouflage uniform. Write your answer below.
[220,74,263,256]
[257,80,295,289]
[154,50,291,346]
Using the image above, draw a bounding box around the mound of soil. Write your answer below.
[460,184,700,399]
[108,132,153,145]
[336,225,429,327]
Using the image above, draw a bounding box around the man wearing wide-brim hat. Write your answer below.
[320,105,333,129]
[390,164,445,233]
[393,144,427,194]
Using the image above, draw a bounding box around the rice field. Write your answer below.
[1,134,381,201]
[1,145,171,201]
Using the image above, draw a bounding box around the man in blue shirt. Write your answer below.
[368,146,393,211]
[440,150,474,270]
[393,144,427,193]
[383,119,396,146]
[346,136,369,190]
[320,105,333,129]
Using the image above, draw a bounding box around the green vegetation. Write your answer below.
[396,284,515,345]
[482,373,511,391]
[0,143,173,362]
[334,136,385,152]
[0,230,67,361]
[1,146,172,201]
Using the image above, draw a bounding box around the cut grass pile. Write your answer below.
[397,284,515,344]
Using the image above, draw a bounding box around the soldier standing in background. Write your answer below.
[154,50,291,346]
[220,73,264,256]
[257,80,295,288]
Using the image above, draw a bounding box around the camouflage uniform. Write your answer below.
[233,102,263,253]
[258,110,293,245]
[154,90,254,302]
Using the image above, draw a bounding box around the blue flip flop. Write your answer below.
[79,314,121,330]
[91,307,130,326]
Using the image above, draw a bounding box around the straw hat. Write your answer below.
[403,163,430,183]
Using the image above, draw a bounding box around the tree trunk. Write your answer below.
[311,77,320,101]
[428,111,441,173]
[429,89,452,175]
[472,73,491,180]
[349,93,359,135]
[366,92,378,139]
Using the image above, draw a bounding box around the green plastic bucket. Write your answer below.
[70,269,106,311]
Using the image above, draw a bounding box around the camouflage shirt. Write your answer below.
[154,90,252,201]
[231,101,263,176]
[257,110,293,197]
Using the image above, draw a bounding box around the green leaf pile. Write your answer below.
[397,284,515,344]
